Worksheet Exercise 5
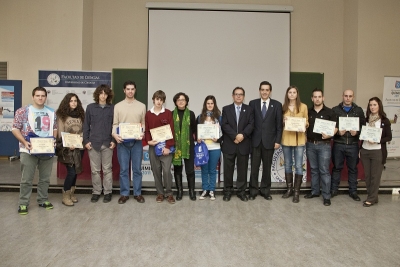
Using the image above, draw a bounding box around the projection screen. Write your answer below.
[148,7,290,114]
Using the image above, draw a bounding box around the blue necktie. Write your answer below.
[236,106,240,124]
[262,102,267,118]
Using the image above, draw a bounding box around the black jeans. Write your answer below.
[63,150,84,191]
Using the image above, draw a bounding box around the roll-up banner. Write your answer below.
[383,76,400,158]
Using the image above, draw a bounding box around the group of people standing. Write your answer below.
[12,81,391,215]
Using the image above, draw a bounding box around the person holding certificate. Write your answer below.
[196,95,222,201]
[112,81,146,204]
[56,93,85,206]
[12,87,57,215]
[172,92,197,201]
[145,90,176,204]
[360,97,392,207]
[305,89,337,206]
[281,86,308,203]
[331,90,365,201]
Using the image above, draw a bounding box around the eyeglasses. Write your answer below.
[234,93,244,97]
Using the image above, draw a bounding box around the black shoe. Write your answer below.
[349,193,360,201]
[323,199,331,206]
[223,194,231,202]
[248,195,256,200]
[331,191,338,197]
[363,202,374,207]
[259,192,272,200]
[91,194,100,203]
[304,193,320,199]
[237,194,248,202]
[103,193,112,203]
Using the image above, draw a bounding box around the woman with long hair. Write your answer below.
[56,93,85,206]
[197,95,222,200]
[281,86,308,203]
[172,92,197,201]
[360,97,392,207]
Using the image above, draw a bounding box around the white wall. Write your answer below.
[1,0,399,107]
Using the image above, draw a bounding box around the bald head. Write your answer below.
[342,89,354,107]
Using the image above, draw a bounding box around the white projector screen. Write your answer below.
[148,9,290,115]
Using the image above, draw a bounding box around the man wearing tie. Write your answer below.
[221,87,254,201]
[249,81,283,200]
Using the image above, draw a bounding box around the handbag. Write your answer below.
[194,141,209,166]
[155,141,175,156]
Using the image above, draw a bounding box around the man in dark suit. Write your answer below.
[248,81,283,200]
[221,87,254,202]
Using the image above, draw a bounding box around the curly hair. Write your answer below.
[93,84,113,104]
[56,93,85,122]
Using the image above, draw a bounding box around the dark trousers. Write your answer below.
[223,147,249,195]
[249,143,274,197]
[173,155,195,181]
[360,148,383,203]
[331,142,359,194]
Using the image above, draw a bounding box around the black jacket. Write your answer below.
[332,102,366,144]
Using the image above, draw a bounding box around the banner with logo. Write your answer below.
[383,76,400,157]
[39,70,111,110]
[218,147,307,183]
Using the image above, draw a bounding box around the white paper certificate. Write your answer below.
[198,124,218,139]
[313,118,336,136]
[359,126,382,142]
[61,132,83,149]
[339,117,359,131]
[150,125,173,142]
[284,117,306,132]
[30,137,54,154]
[119,123,141,139]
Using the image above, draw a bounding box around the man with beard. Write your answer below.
[305,88,337,206]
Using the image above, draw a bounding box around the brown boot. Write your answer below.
[62,190,74,206]
[282,173,294,198]
[70,186,78,203]
[292,174,303,203]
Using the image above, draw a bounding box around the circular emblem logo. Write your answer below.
[271,147,307,182]
[47,73,60,86]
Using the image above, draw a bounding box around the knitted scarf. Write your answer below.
[368,114,380,127]
[173,107,190,165]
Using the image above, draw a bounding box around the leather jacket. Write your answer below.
[332,102,366,145]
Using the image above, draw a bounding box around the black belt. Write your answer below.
[307,139,331,144]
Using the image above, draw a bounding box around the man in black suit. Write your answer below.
[248,81,283,200]
[221,87,254,202]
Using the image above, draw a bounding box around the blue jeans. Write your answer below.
[331,142,359,194]
[282,145,305,175]
[200,149,220,191]
[306,142,331,199]
[117,141,143,196]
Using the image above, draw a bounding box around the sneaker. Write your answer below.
[199,190,208,200]
[209,191,216,201]
[103,193,112,203]
[38,201,54,210]
[91,194,100,203]
[18,205,28,215]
